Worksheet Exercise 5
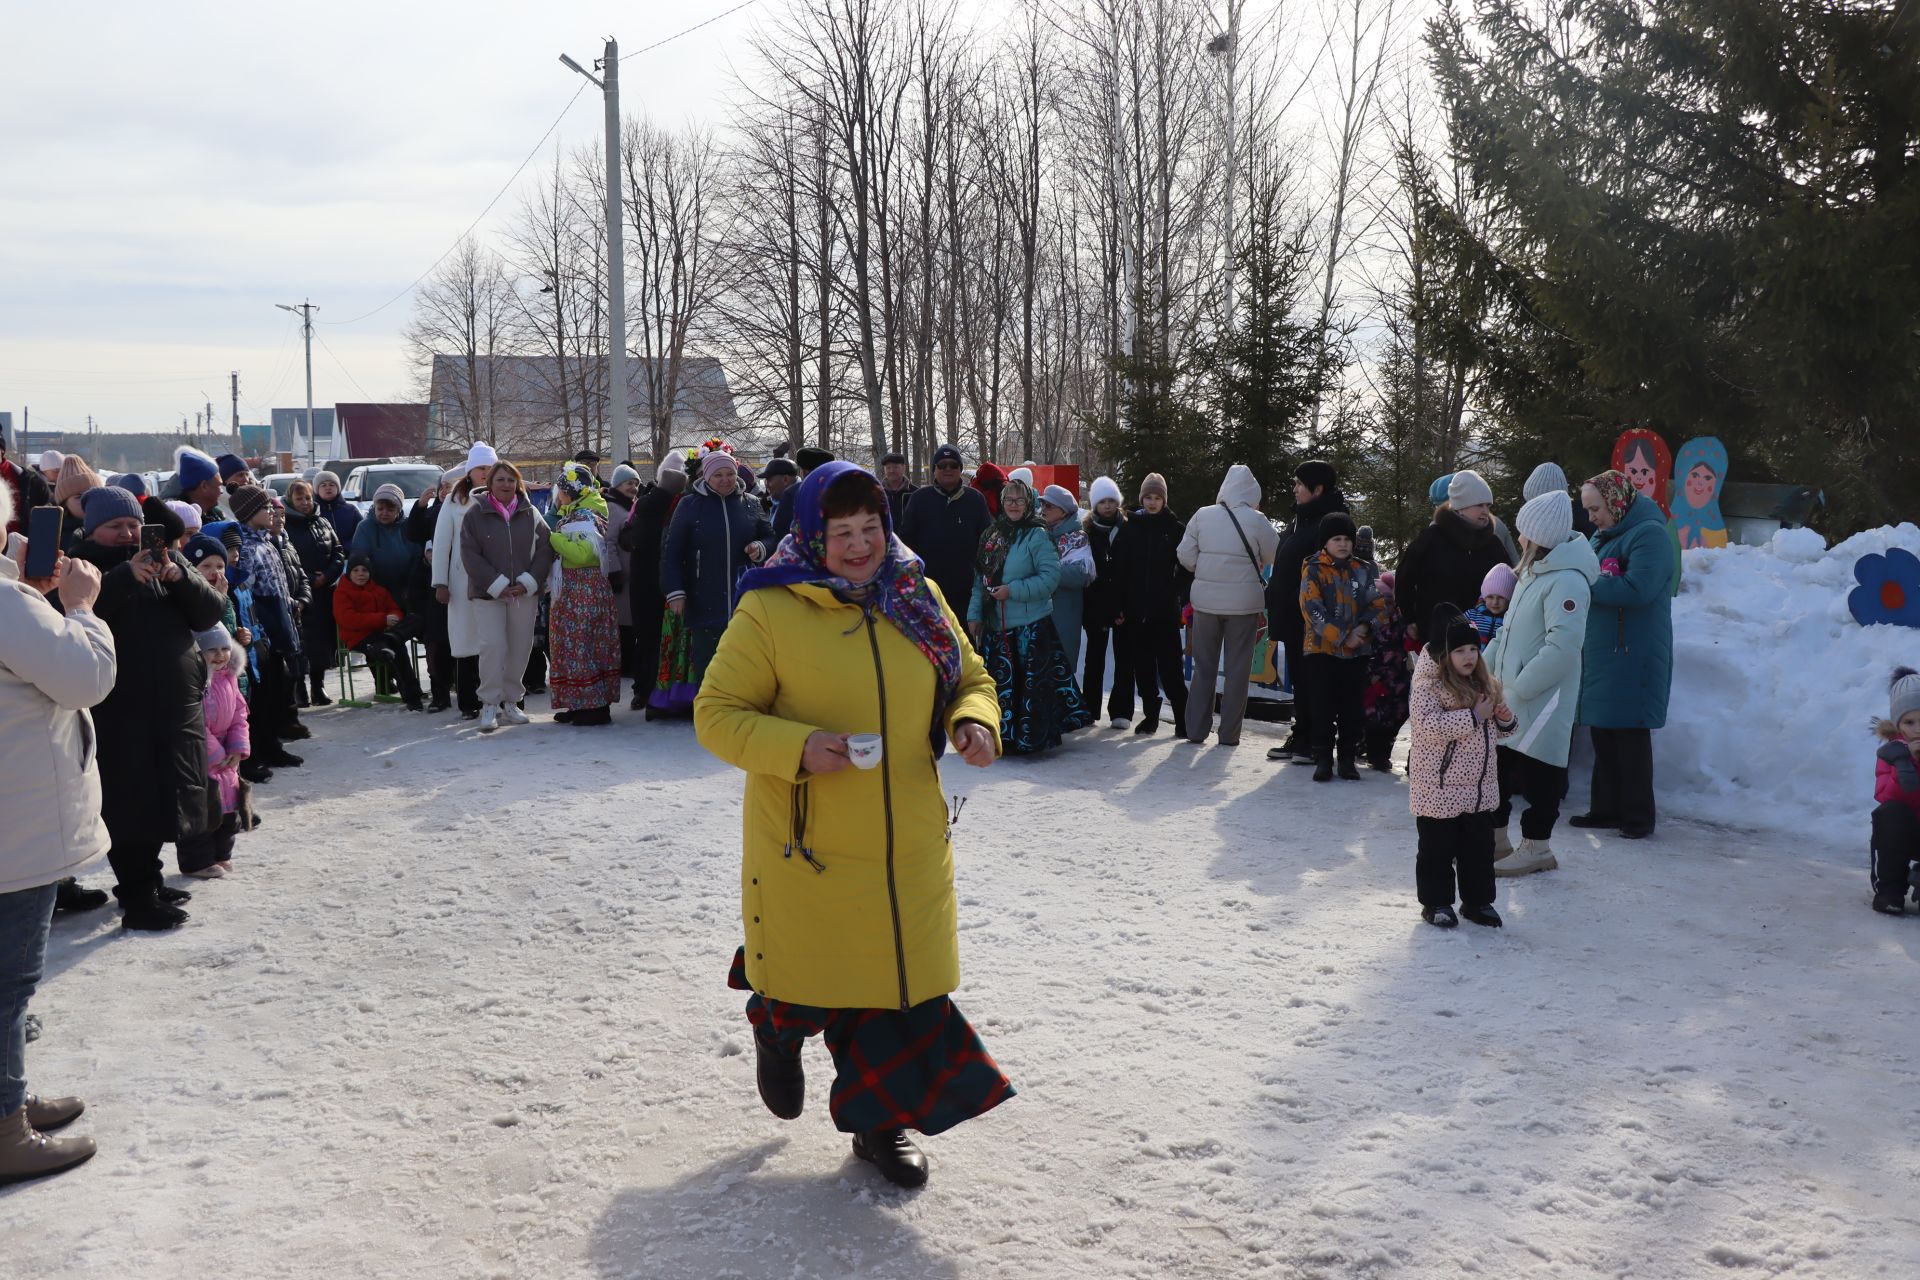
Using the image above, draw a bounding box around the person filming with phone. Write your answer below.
[64,485,226,930]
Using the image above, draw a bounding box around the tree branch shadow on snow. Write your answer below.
[39,907,131,987]
[587,1138,962,1280]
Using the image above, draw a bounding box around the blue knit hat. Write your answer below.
[1428,473,1454,505]
[110,472,148,498]
[81,484,144,535]
[216,453,249,481]
[175,446,219,492]
[184,534,228,566]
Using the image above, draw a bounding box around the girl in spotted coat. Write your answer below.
[1407,605,1516,929]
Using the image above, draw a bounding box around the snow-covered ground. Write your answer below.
[8,682,1920,1278]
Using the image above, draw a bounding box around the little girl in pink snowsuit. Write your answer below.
[181,625,250,878]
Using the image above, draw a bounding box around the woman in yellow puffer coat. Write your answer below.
[695,461,1013,1189]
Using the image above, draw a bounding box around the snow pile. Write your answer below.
[1658,522,1920,839]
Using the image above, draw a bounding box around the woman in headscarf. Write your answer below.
[695,462,1011,1190]
[545,461,623,726]
[660,442,774,702]
[968,477,1092,755]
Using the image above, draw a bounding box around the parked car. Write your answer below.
[342,463,444,516]
[263,472,303,498]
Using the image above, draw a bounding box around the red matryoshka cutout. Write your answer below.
[1611,428,1673,518]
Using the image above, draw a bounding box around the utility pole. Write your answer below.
[275,300,318,467]
[560,38,630,464]
[231,371,240,440]
[1208,8,1240,334]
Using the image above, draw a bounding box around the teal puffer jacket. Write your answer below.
[1577,495,1676,730]
[969,525,1060,631]
[1487,534,1598,766]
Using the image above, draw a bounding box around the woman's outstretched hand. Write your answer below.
[954,722,995,768]
[801,731,852,776]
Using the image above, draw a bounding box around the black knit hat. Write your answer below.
[1426,605,1481,660]
[1317,510,1358,547]
[1355,524,1376,562]
[1295,459,1337,494]
[796,447,835,473]
[761,457,799,480]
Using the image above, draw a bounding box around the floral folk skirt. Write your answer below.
[549,568,623,711]
[727,948,1014,1137]
[980,617,1094,755]
[648,610,698,716]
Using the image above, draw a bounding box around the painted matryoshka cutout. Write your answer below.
[1611,429,1673,518]
[1670,436,1728,550]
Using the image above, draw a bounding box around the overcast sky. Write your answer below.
[0,1,774,436]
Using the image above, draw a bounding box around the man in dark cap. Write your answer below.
[572,449,603,485]
[217,454,255,495]
[896,443,991,616]
[879,451,917,528]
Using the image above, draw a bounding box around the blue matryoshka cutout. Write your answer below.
[1670,436,1729,550]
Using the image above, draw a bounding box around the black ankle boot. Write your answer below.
[754,1032,804,1120]
[309,680,332,707]
[119,886,188,931]
[1336,753,1361,781]
[852,1128,928,1188]
[156,884,193,905]
[53,878,108,914]
[1459,903,1503,928]
[1133,716,1159,736]
[1311,752,1334,782]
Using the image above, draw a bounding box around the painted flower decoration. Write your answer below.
[1849,548,1920,628]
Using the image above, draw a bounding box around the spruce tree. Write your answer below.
[1427,0,1920,532]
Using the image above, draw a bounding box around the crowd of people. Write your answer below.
[7,415,1903,1192]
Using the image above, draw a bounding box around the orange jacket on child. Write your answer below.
[334,577,403,651]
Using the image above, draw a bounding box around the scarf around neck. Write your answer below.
[735,462,965,756]
[975,479,1044,587]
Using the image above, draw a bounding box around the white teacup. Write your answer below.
[847,733,884,770]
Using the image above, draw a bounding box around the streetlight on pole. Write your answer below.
[1208,12,1240,335]
[560,39,630,465]
[275,300,318,468]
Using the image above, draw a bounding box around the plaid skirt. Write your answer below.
[727,948,1014,1137]
[980,617,1094,755]
[549,567,623,711]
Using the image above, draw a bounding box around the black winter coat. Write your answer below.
[884,481,917,531]
[897,481,993,618]
[1113,507,1189,624]
[402,496,449,645]
[1082,514,1126,629]
[69,541,227,845]
[1267,488,1351,651]
[1395,503,1513,640]
[287,507,347,665]
[619,486,681,657]
[660,483,774,631]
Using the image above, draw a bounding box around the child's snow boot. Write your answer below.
[1311,752,1334,783]
[1873,892,1906,917]
[1421,905,1458,929]
[1460,903,1503,928]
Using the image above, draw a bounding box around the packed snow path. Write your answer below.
[9,700,1919,1279]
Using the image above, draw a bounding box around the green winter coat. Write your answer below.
[1486,535,1597,767]
[969,525,1060,631]
[1578,495,1676,731]
[549,489,610,570]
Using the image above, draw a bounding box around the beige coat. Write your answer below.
[1177,466,1279,616]
[0,555,116,894]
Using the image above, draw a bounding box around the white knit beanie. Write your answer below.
[1089,476,1122,508]
[1009,467,1035,489]
[462,441,499,473]
[1448,469,1495,509]
[1523,461,1569,502]
[1515,490,1574,550]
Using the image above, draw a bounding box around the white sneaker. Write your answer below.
[479,705,499,733]
[1492,826,1515,860]
[1495,838,1558,877]
[499,703,530,726]
[1109,716,1129,730]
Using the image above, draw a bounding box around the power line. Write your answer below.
[321,82,590,327]
[313,332,374,400]
[619,0,759,60]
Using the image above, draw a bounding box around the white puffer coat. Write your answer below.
[431,493,481,657]
[0,555,116,894]
[1177,465,1279,616]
